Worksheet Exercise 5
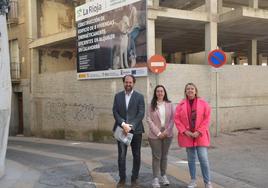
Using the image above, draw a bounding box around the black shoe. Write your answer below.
[117,179,125,187]
[131,178,139,187]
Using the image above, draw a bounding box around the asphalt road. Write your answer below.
[2,129,268,188]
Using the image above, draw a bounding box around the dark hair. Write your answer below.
[184,82,199,98]
[122,74,136,83]
[151,85,170,111]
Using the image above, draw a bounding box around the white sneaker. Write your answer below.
[187,180,197,188]
[152,177,160,188]
[160,175,170,185]
[205,182,213,188]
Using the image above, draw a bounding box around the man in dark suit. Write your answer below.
[113,74,145,187]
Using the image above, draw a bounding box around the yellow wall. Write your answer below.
[39,0,74,37]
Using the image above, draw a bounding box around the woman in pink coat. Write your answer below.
[174,83,213,188]
[147,85,174,188]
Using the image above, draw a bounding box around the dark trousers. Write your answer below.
[117,133,142,180]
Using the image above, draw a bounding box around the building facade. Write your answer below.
[8,0,268,141]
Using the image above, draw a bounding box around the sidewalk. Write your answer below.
[0,160,40,188]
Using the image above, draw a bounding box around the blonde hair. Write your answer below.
[184,83,199,98]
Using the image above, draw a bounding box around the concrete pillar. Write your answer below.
[218,0,223,14]
[179,53,190,64]
[234,56,240,65]
[205,0,218,63]
[147,19,156,58]
[28,0,38,40]
[155,38,162,55]
[249,0,259,8]
[147,0,152,6]
[147,0,159,7]
[28,0,38,133]
[248,40,257,65]
[258,53,263,65]
[153,0,159,7]
[264,56,268,65]
[147,0,154,7]
[29,0,38,91]
[185,54,190,64]
[146,12,157,101]
[180,53,186,64]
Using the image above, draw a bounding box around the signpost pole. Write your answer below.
[155,74,159,85]
[208,49,226,137]
[215,71,219,136]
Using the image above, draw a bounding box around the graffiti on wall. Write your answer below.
[45,101,97,121]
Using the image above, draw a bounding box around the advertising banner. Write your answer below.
[75,0,147,79]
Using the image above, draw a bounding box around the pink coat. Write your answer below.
[174,98,211,147]
[147,102,174,139]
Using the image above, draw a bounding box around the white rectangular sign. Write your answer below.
[75,0,141,22]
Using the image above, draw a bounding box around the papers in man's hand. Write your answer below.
[114,126,133,146]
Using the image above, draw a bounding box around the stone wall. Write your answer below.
[30,64,268,141]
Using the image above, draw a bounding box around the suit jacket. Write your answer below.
[146,102,174,139]
[113,90,145,134]
[174,98,211,147]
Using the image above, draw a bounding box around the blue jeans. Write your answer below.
[186,147,211,184]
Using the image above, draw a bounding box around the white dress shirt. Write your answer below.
[125,90,133,110]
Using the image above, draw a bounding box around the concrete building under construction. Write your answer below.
[7,0,268,141]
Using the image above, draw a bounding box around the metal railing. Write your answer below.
[10,61,20,81]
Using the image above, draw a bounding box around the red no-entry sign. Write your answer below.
[148,55,166,74]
